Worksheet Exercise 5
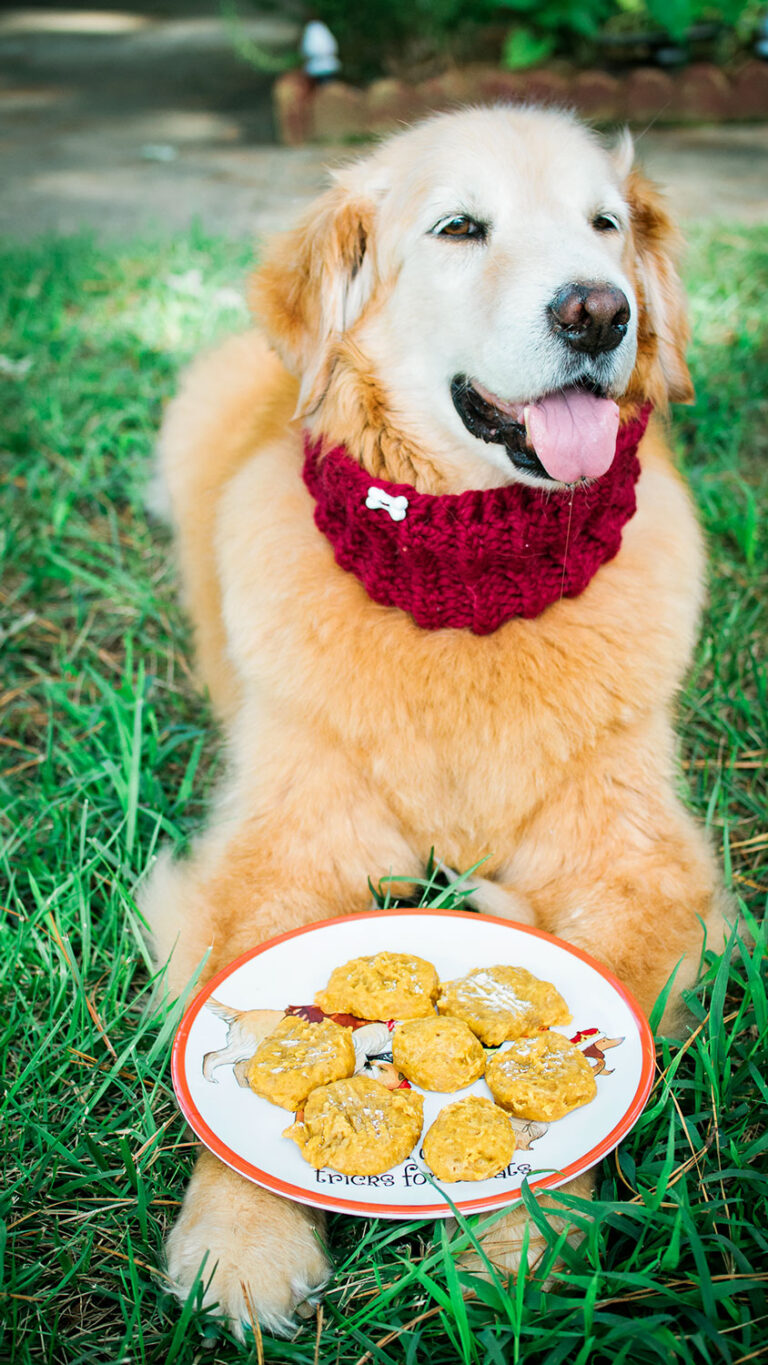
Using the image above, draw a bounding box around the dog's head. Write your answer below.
[252,106,692,492]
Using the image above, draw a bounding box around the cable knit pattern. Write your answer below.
[302,405,652,633]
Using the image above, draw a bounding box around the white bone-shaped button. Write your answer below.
[365,487,408,521]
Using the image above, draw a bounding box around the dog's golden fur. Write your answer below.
[142,106,729,1336]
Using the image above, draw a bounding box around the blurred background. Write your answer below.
[1,0,767,238]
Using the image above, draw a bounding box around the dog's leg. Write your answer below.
[140,741,421,1337]
[437,862,536,925]
[452,1171,595,1286]
[510,742,733,1031]
[166,1149,328,1340]
[455,813,730,1279]
[539,827,731,1033]
[148,829,414,1338]
[152,846,340,1337]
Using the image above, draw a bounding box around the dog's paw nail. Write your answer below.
[295,1298,319,1320]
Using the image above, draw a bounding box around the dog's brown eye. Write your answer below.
[433,215,487,241]
[592,213,621,234]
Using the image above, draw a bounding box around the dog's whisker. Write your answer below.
[559,489,576,602]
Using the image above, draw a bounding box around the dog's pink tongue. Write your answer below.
[524,390,620,483]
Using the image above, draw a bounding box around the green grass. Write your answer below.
[1,225,766,1365]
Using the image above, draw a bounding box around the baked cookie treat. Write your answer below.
[245,1014,355,1111]
[486,1031,597,1121]
[422,1096,516,1182]
[284,1074,424,1175]
[392,1016,485,1091]
[437,964,571,1046]
[315,951,439,1020]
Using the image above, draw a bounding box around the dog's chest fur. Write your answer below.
[216,429,703,866]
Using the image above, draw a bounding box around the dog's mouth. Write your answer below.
[451,375,621,484]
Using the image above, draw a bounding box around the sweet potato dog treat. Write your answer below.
[392,1016,485,1091]
[315,951,439,1020]
[283,1074,424,1175]
[437,964,571,1046]
[423,1096,516,1182]
[245,1015,355,1111]
[486,1031,597,1121]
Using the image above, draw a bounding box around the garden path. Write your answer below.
[1,7,767,238]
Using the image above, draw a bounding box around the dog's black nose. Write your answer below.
[548,283,630,355]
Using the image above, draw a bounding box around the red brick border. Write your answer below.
[274,60,768,144]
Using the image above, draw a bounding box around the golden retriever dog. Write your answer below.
[141,105,730,1337]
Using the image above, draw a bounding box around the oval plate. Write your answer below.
[172,910,655,1219]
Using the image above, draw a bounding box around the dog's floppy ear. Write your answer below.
[250,183,377,416]
[624,163,694,407]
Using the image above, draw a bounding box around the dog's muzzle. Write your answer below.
[450,375,552,479]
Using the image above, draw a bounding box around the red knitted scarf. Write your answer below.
[302,404,652,634]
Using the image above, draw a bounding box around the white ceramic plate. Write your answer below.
[172,910,654,1219]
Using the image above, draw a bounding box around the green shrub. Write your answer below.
[306,0,502,82]
[250,0,757,79]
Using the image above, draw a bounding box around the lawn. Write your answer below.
[0,225,766,1365]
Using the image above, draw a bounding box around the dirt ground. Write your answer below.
[2,6,768,240]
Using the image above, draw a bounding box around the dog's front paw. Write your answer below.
[167,1150,330,1339]
[453,1172,594,1286]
